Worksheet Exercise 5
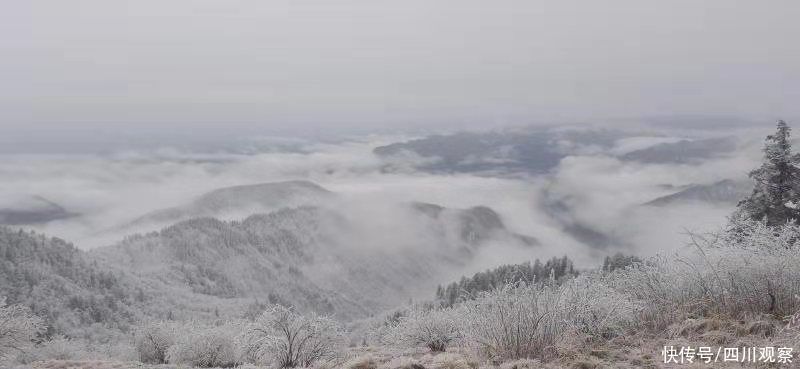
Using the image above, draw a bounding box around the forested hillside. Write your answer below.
[434,257,577,307]
[0,192,539,345]
[0,228,139,337]
[96,208,368,320]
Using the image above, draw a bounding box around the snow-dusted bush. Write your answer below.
[15,335,92,363]
[241,304,345,368]
[609,217,800,328]
[378,356,425,369]
[384,306,462,352]
[166,321,243,368]
[99,339,137,362]
[0,298,46,361]
[460,283,563,361]
[559,275,642,339]
[723,211,800,250]
[133,321,177,364]
[361,307,409,347]
[368,276,639,361]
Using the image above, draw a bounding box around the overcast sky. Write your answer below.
[4,1,800,147]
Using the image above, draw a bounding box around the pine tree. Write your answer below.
[738,120,800,226]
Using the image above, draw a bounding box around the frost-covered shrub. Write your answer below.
[604,255,686,330]
[378,357,425,369]
[99,340,137,362]
[0,298,46,361]
[166,321,242,368]
[723,212,800,250]
[609,218,800,328]
[456,278,639,362]
[241,304,345,368]
[362,308,410,347]
[559,275,641,339]
[385,306,462,352]
[14,335,137,365]
[15,335,92,363]
[134,321,177,364]
[783,298,800,346]
[460,283,562,361]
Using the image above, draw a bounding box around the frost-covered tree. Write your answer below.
[0,297,46,361]
[602,253,642,272]
[241,305,344,368]
[738,120,800,226]
[385,306,462,352]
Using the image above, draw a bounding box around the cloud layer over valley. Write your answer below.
[0,125,767,273]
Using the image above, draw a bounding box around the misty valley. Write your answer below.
[1,122,799,369]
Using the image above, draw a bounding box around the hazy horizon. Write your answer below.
[5,1,800,152]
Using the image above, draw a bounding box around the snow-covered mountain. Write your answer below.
[373,128,623,174]
[643,179,751,207]
[96,198,537,320]
[373,128,739,175]
[1,180,539,337]
[620,137,738,164]
[0,196,77,225]
[121,180,334,232]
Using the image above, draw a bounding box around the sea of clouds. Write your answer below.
[0,127,766,271]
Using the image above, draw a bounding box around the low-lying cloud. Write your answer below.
[0,128,765,271]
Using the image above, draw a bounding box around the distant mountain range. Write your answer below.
[0,181,538,339]
[122,180,334,232]
[0,196,77,225]
[644,179,752,207]
[373,128,738,174]
[374,130,567,174]
[620,137,738,164]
